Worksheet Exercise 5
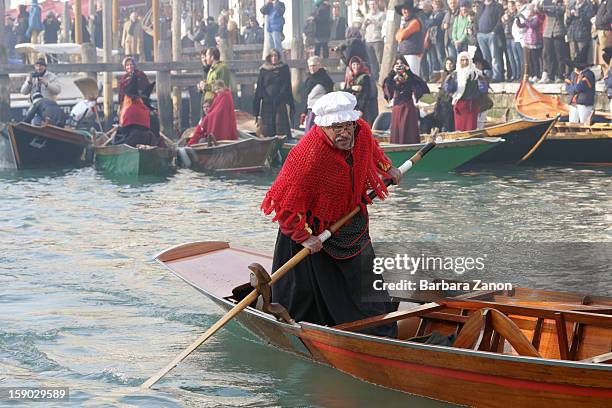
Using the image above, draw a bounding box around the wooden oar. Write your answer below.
[141,141,437,389]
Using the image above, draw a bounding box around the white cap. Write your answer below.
[313,91,361,127]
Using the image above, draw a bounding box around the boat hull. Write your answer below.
[186,137,282,172]
[154,242,612,408]
[453,118,557,166]
[530,133,612,165]
[94,144,175,176]
[0,122,91,169]
[281,138,503,172]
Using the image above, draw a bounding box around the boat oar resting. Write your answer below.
[140,141,437,389]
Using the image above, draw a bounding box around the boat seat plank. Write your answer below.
[580,351,612,364]
[333,302,443,332]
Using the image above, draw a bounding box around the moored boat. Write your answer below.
[94,144,175,177]
[0,122,91,169]
[279,138,504,172]
[529,130,612,165]
[437,118,558,166]
[155,242,612,408]
[183,136,284,172]
[514,79,611,122]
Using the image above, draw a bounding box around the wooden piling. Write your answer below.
[103,0,113,129]
[63,2,71,43]
[152,0,160,61]
[81,43,97,80]
[157,40,174,138]
[380,0,400,85]
[89,0,96,39]
[171,0,182,134]
[289,0,304,124]
[0,0,10,123]
[75,0,83,44]
[112,0,119,50]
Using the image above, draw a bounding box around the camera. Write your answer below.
[31,71,43,78]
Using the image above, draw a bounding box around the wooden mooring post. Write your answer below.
[81,43,97,80]
[171,0,182,135]
[0,0,10,123]
[74,0,83,45]
[157,40,174,138]
[103,0,113,129]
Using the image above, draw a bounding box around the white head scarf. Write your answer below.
[453,51,482,104]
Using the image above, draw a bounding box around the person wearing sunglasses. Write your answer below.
[261,91,401,338]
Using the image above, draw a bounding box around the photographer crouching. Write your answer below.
[20,58,62,101]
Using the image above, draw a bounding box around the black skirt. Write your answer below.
[271,230,397,337]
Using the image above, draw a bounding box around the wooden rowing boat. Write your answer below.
[0,122,91,169]
[184,136,284,172]
[94,144,175,177]
[514,79,611,122]
[155,242,612,408]
[433,118,558,166]
[529,130,612,166]
[279,138,504,173]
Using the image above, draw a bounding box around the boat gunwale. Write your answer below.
[188,136,280,152]
[153,242,612,373]
[13,122,90,146]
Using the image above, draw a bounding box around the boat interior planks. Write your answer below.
[155,241,612,408]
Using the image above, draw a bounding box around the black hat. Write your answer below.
[572,61,590,71]
[472,47,492,71]
[35,57,47,66]
[395,0,420,15]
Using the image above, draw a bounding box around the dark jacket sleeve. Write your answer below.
[253,70,264,117]
[24,99,41,123]
[260,3,272,15]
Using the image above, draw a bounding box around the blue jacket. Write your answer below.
[26,2,44,38]
[565,69,596,106]
[444,74,488,100]
[261,1,285,33]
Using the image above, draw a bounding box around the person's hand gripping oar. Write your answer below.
[141,141,437,389]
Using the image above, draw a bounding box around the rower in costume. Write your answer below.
[262,91,400,338]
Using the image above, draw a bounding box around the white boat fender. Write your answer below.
[177,147,191,168]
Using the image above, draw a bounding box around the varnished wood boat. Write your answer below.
[94,144,175,177]
[0,122,91,169]
[434,118,558,166]
[514,79,611,122]
[184,136,284,172]
[156,241,612,408]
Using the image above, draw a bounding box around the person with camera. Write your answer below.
[20,58,61,101]
[383,56,430,144]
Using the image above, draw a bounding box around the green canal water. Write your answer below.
[0,164,610,407]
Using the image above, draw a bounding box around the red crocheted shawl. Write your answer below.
[261,119,392,235]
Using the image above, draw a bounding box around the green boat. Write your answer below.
[94,144,175,177]
[280,138,503,172]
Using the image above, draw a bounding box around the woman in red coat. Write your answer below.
[188,80,238,145]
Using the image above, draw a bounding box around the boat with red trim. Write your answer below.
[155,241,612,408]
